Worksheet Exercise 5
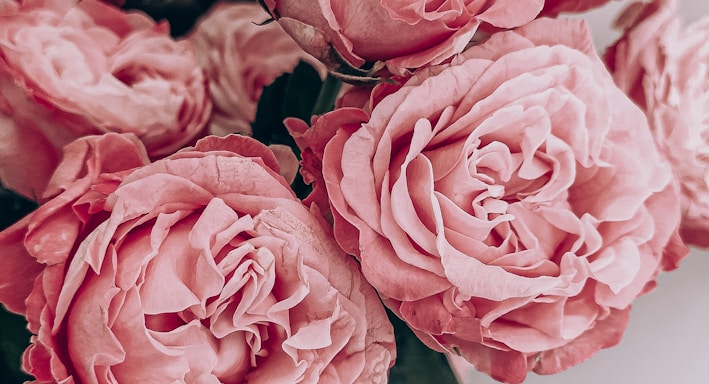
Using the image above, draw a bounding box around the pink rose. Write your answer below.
[190,2,324,137]
[0,0,210,201]
[0,0,19,14]
[0,134,395,383]
[306,18,687,383]
[262,0,544,75]
[606,0,709,247]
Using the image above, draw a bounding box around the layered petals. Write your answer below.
[316,18,687,383]
[0,0,210,200]
[606,0,709,247]
[0,135,395,383]
[263,0,544,74]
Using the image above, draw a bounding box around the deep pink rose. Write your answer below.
[263,0,544,75]
[606,0,709,247]
[0,134,396,383]
[0,0,210,201]
[305,18,687,383]
[540,0,612,16]
[190,2,324,137]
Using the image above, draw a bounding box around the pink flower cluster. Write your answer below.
[0,0,703,383]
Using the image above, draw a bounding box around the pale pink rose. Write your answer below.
[305,18,687,383]
[0,134,396,383]
[0,0,210,201]
[190,2,324,137]
[262,0,544,75]
[606,0,709,247]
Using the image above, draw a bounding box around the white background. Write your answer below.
[460,1,709,383]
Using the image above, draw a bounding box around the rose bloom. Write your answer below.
[605,0,709,247]
[190,2,323,137]
[0,0,210,201]
[0,133,396,383]
[296,18,688,383]
[262,0,544,74]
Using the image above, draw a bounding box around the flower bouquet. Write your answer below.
[0,0,706,383]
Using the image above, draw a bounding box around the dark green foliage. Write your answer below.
[0,308,32,383]
[387,309,459,384]
[0,186,34,383]
[0,186,36,231]
[122,0,220,37]
[252,61,323,150]
[251,61,325,199]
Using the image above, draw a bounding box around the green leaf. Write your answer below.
[251,60,336,200]
[311,73,342,116]
[282,61,323,122]
[387,309,459,384]
[251,61,325,152]
[251,71,290,146]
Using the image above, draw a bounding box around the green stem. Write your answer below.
[311,73,342,116]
